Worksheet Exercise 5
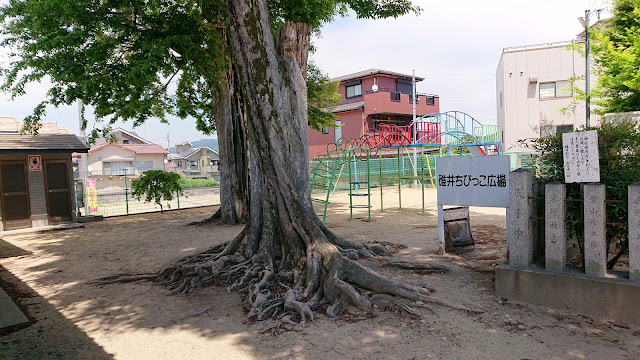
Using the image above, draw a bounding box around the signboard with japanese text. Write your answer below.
[562,130,600,183]
[86,178,98,213]
[436,155,510,207]
[28,155,41,171]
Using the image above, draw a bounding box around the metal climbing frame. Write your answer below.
[347,148,371,221]
[310,139,373,223]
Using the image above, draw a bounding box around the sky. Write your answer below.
[0,0,611,146]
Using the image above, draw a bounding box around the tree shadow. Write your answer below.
[0,205,637,359]
[0,264,114,359]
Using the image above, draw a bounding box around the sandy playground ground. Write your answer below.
[1,187,639,360]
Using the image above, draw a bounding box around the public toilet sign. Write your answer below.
[436,155,510,208]
[562,130,600,183]
[28,155,41,171]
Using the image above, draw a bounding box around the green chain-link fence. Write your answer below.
[75,168,220,217]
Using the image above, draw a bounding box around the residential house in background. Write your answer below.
[496,37,601,154]
[167,141,220,180]
[94,128,151,145]
[0,115,69,134]
[308,69,440,160]
[87,143,168,176]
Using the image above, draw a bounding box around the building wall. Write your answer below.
[0,153,75,231]
[87,145,165,173]
[308,110,363,159]
[497,42,600,152]
[87,145,136,173]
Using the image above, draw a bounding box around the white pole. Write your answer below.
[412,70,418,187]
[585,10,591,128]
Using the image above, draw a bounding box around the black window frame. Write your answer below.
[344,81,362,99]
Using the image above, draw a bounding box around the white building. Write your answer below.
[496,40,600,153]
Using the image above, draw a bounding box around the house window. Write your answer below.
[122,139,130,144]
[134,161,153,169]
[321,126,329,134]
[540,81,572,99]
[345,81,362,98]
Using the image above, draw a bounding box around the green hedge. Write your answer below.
[179,178,220,188]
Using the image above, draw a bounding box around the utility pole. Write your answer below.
[166,132,171,151]
[580,8,605,128]
[585,9,591,128]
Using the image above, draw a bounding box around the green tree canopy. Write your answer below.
[131,170,183,213]
[585,0,640,114]
[0,0,417,136]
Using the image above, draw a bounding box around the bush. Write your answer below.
[522,119,640,269]
[131,170,184,213]
[178,178,220,188]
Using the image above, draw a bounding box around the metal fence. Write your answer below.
[75,169,220,217]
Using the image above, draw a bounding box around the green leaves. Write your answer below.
[131,170,184,212]
[1,0,419,136]
[586,0,640,114]
[306,62,341,131]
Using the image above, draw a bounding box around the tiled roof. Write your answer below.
[89,143,169,154]
[165,164,187,177]
[330,69,424,83]
[178,148,200,158]
[332,101,364,113]
[0,134,88,153]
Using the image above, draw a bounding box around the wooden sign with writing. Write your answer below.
[562,130,600,183]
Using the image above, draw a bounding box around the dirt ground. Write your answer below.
[1,188,639,360]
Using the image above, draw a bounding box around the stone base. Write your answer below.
[30,214,48,228]
[496,262,640,325]
[76,215,104,223]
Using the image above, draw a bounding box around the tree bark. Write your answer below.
[211,64,250,224]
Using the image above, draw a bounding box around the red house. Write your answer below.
[308,69,440,160]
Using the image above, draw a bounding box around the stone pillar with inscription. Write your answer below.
[545,182,566,271]
[583,183,607,277]
[629,182,640,281]
[508,169,533,267]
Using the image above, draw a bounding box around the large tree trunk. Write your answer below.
[99,0,478,323]
[211,65,249,224]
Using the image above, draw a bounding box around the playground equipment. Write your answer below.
[310,139,372,223]
[310,111,501,223]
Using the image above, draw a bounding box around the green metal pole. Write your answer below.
[175,167,180,209]
[379,150,383,212]
[367,149,371,221]
[124,168,129,215]
[348,151,353,219]
[397,147,402,209]
[421,149,425,214]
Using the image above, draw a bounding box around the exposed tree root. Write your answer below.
[92,223,483,326]
[381,260,450,274]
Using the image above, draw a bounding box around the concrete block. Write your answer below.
[583,183,607,277]
[496,263,640,326]
[545,182,566,271]
[629,182,640,281]
[508,169,533,267]
[30,214,48,228]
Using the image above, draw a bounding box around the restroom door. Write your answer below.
[45,161,72,222]
[0,162,31,230]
